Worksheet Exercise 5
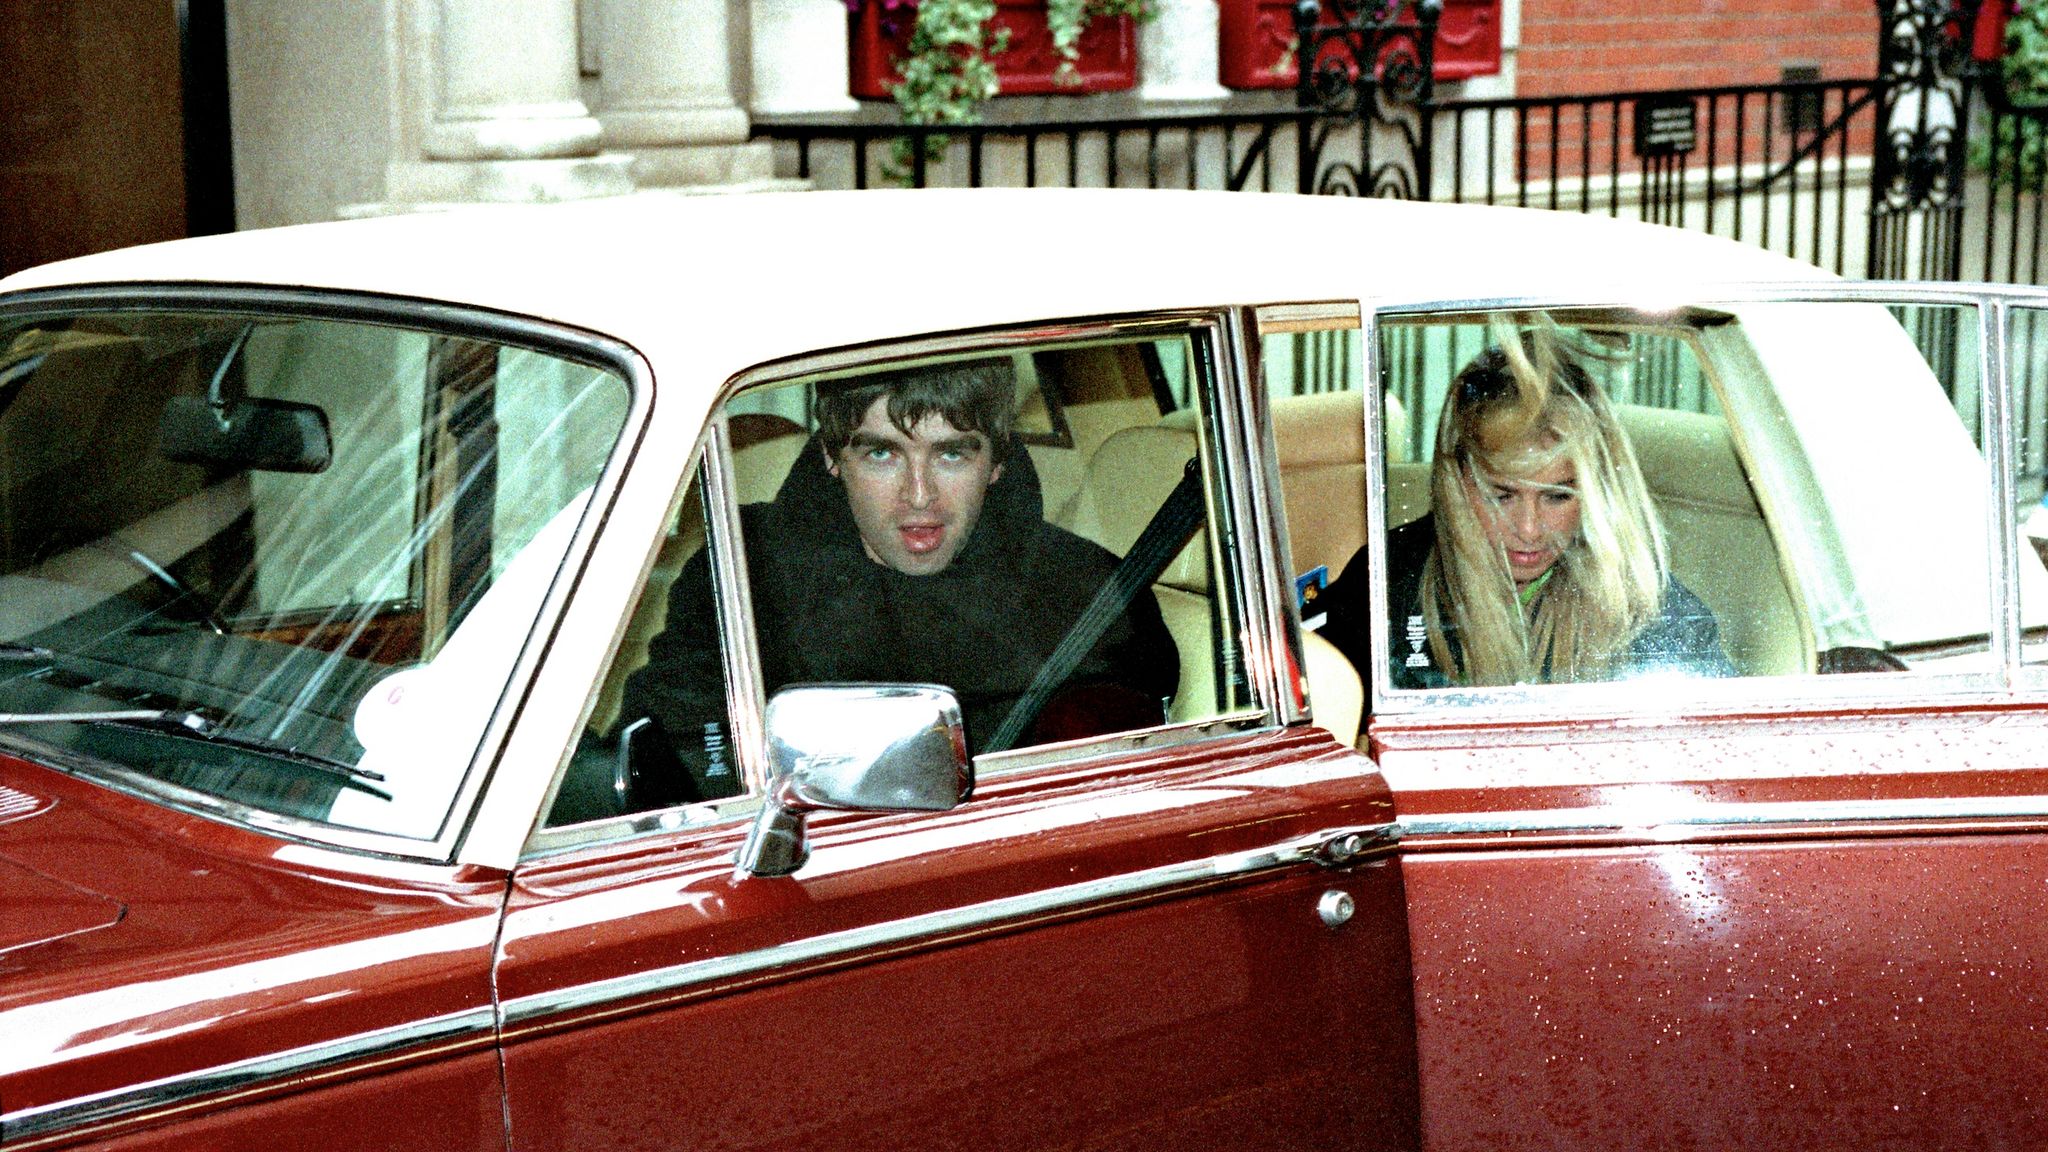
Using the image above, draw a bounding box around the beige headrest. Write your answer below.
[1056,424,1211,593]
[732,432,808,506]
[1617,405,1760,515]
[1272,390,1367,464]
[1158,390,1383,461]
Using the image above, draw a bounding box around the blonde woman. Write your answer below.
[1323,330,1732,689]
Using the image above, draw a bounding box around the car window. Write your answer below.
[547,325,1258,831]
[1348,301,2002,697]
[734,333,1252,756]
[0,308,630,839]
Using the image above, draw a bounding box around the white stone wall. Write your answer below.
[221,0,1527,223]
[224,0,394,228]
[228,0,773,224]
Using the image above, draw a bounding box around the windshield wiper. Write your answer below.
[0,708,392,800]
[0,642,54,662]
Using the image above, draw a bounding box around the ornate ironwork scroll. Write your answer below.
[1293,0,1439,198]
[1867,0,1980,278]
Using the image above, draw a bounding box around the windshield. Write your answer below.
[0,307,630,840]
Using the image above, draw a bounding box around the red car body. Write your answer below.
[3,192,2046,1150]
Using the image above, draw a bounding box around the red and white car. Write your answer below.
[3,190,2048,1150]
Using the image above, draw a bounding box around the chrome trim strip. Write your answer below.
[702,421,772,795]
[974,710,1271,778]
[1984,298,2022,681]
[0,1006,496,1145]
[500,822,1393,1030]
[1361,305,1396,716]
[1246,303,1364,727]
[1358,280,2048,317]
[1218,308,1304,726]
[1400,794,2048,840]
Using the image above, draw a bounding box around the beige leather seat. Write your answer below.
[1164,391,1386,582]
[1267,392,1372,582]
[1618,405,1808,676]
[1059,419,1364,746]
[1055,425,1217,724]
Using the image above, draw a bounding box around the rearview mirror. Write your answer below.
[160,395,332,474]
[737,683,972,878]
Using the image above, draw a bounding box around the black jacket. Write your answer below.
[1324,514,1733,689]
[618,437,1180,799]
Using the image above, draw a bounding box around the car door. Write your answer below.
[1332,287,2048,1149]
[493,311,1422,1152]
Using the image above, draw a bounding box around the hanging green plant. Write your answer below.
[891,0,1008,129]
[2005,0,2048,99]
[879,0,1005,179]
[1975,1,2048,189]
[872,0,1152,180]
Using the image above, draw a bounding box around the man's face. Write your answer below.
[826,398,1003,576]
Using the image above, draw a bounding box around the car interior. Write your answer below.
[564,326,1369,827]
[566,297,2048,830]
[1370,313,1821,682]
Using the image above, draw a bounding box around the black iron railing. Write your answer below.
[752,1,2015,286]
[1969,88,2048,283]
[751,109,1313,193]
[1424,81,1882,277]
[756,79,1888,277]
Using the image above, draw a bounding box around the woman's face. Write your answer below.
[1465,450,1582,588]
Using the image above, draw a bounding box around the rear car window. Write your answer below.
[1342,302,2019,695]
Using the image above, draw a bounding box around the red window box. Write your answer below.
[849,0,1138,99]
[1218,0,1501,90]
[1973,0,2011,63]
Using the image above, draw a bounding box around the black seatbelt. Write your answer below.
[985,457,1205,754]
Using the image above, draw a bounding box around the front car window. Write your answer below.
[0,307,629,840]
[1353,300,2004,700]
[545,324,1260,832]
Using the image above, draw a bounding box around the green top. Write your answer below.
[1517,567,1555,611]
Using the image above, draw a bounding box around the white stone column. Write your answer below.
[596,0,778,186]
[1141,0,1228,104]
[380,0,634,207]
[425,0,604,159]
[749,0,861,115]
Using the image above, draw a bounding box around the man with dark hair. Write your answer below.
[810,360,1019,577]
[612,358,1180,804]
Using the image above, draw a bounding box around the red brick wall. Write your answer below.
[1514,0,1881,97]
[1461,0,1886,186]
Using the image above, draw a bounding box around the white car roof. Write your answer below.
[0,189,1821,418]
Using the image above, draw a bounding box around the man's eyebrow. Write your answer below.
[931,434,986,454]
[846,430,904,452]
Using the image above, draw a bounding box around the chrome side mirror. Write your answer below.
[736,684,972,878]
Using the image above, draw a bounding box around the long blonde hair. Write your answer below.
[1420,320,1668,685]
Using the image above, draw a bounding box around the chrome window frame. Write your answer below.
[0,285,654,864]
[1245,301,1371,726]
[744,313,1286,782]
[1362,280,2048,720]
[522,310,1291,859]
